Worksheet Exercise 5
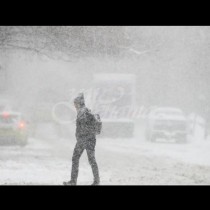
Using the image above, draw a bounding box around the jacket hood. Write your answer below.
[74,93,85,106]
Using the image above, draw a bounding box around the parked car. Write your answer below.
[145,107,189,143]
[0,111,28,146]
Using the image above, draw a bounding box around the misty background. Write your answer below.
[1,26,209,114]
[1,26,210,185]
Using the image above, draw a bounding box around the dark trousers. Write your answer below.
[70,139,100,184]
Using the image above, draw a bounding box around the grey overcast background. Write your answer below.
[0,26,210,185]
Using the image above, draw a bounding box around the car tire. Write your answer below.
[19,142,27,147]
[176,137,187,144]
[150,136,156,142]
[145,130,150,141]
[19,137,28,147]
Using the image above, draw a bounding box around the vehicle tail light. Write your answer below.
[18,121,25,129]
[2,112,10,118]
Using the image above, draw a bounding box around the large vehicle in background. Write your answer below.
[145,107,189,143]
[0,111,28,146]
[92,73,136,138]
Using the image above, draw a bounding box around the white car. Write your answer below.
[145,107,189,143]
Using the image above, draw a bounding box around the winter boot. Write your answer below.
[91,179,100,186]
[63,180,76,186]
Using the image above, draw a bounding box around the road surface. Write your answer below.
[0,136,210,185]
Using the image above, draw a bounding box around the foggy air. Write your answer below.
[0,26,210,185]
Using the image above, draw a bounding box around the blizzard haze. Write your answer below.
[0,26,210,185]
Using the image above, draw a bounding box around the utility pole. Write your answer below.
[0,64,8,92]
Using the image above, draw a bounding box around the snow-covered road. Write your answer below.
[1,136,210,185]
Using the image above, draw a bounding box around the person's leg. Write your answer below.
[70,142,84,184]
[86,148,100,185]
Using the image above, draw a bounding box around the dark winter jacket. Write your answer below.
[75,106,96,141]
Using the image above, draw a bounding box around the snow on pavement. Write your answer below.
[0,136,210,185]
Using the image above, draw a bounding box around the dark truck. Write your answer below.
[145,107,189,143]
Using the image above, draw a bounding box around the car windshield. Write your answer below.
[0,114,20,124]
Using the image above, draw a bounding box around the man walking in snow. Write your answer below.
[64,93,100,185]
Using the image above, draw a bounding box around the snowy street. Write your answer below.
[1,136,210,185]
[1,26,210,185]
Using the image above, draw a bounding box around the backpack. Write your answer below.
[93,113,102,135]
[81,109,102,136]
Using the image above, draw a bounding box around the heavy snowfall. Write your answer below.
[0,26,210,185]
